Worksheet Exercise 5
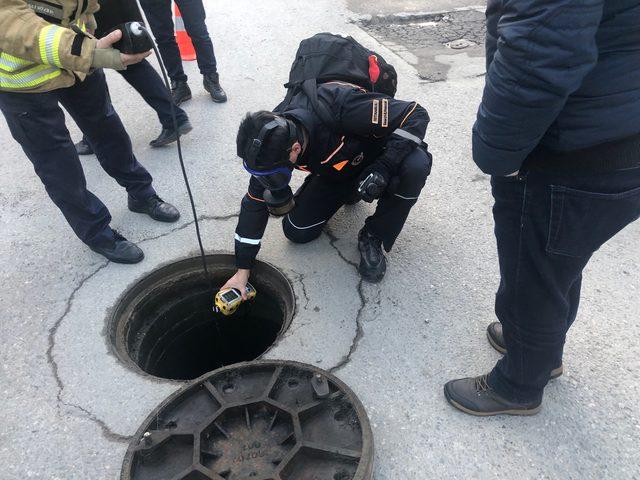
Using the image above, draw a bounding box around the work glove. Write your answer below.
[357,161,391,203]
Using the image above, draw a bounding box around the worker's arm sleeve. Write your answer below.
[0,0,122,73]
[472,0,604,175]
[235,177,269,270]
[337,89,429,173]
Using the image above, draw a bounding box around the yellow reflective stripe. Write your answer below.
[0,53,35,72]
[0,64,61,89]
[38,24,65,68]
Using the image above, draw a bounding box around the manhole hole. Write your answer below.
[109,255,295,381]
[121,361,374,480]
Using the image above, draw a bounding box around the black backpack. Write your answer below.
[277,33,398,127]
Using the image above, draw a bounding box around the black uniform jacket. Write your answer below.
[235,81,429,269]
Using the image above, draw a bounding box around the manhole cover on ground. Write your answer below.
[109,255,295,381]
[121,361,374,480]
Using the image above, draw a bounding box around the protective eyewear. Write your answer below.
[243,161,293,191]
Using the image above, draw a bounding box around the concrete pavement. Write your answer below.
[1,1,639,479]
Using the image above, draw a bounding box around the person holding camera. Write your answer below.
[0,0,181,264]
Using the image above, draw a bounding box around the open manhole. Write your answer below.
[121,361,374,480]
[110,255,295,381]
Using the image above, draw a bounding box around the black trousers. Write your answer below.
[488,167,640,402]
[118,59,188,129]
[0,70,156,248]
[140,0,218,83]
[282,147,431,250]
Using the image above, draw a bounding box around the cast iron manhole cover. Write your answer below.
[121,361,374,480]
[109,255,295,381]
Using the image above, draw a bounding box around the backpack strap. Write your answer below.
[301,78,338,131]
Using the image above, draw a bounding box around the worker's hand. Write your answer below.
[357,163,390,203]
[96,30,151,67]
[221,269,251,300]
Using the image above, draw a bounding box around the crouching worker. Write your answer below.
[223,79,431,292]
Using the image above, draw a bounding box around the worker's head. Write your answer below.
[237,111,302,170]
[236,111,301,216]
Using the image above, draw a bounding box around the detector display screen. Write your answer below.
[222,290,240,302]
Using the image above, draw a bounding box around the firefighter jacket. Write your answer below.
[234,81,430,269]
[0,0,124,93]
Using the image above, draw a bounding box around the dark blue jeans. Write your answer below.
[140,0,218,83]
[0,70,156,248]
[488,168,640,402]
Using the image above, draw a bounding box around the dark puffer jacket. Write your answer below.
[473,0,640,175]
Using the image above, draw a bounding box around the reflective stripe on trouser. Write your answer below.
[282,148,431,248]
[365,147,431,251]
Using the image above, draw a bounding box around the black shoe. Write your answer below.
[171,80,192,106]
[128,194,180,223]
[75,139,94,156]
[357,227,386,283]
[487,322,564,379]
[149,120,193,148]
[203,73,227,103]
[444,373,542,416]
[89,230,144,264]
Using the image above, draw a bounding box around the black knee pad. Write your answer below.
[401,148,432,183]
[282,216,323,244]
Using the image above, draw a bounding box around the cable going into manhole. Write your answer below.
[133,1,216,305]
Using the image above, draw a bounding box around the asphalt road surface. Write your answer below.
[0,1,638,479]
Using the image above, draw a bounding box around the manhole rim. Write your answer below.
[120,360,374,480]
[106,253,296,383]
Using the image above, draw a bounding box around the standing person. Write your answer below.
[0,0,181,264]
[75,0,193,155]
[445,0,640,416]
[139,0,227,105]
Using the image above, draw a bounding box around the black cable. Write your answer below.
[146,35,228,351]
[136,25,215,296]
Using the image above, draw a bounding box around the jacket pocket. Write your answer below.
[547,184,640,258]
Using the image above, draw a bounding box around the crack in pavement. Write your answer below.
[45,261,128,442]
[46,212,239,443]
[137,212,240,246]
[324,229,368,373]
[289,269,311,311]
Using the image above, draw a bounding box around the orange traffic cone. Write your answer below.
[174,4,196,61]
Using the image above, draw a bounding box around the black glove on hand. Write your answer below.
[357,162,391,203]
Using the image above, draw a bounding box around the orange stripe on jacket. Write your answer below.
[333,160,349,171]
[321,136,346,164]
[247,192,265,203]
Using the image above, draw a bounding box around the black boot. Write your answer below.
[90,230,144,264]
[357,227,386,283]
[444,374,542,416]
[75,139,94,156]
[128,194,180,222]
[171,80,192,106]
[149,119,194,148]
[203,72,227,103]
[487,322,564,379]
